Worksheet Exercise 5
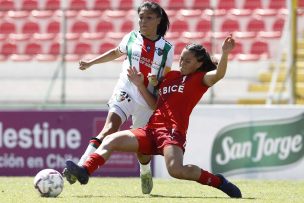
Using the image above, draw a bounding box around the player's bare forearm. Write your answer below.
[203,35,235,86]
[89,48,123,65]
[137,84,157,110]
[79,48,124,70]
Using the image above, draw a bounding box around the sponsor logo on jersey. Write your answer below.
[155,47,164,56]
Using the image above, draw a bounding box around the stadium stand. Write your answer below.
[21,0,38,10]
[0,0,302,105]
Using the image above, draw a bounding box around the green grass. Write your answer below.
[1,177,304,203]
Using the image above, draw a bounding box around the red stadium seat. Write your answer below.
[117,0,133,10]
[73,42,92,55]
[250,40,269,57]
[69,0,87,10]
[220,18,240,33]
[22,21,40,34]
[268,0,286,9]
[96,20,114,33]
[191,0,210,9]
[21,0,38,10]
[44,0,60,10]
[272,17,285,32]
[246,17,265,33]
[0,42,17,55]
[0,0,15,10]
[217,0,236,10]
[120,20,134,33]
[24,42,42,55]
[195,18,211,33]
[98,42,116,54]
[170,19,189,33]
[48,42,60,55]
[174,41,188,56]
[243,0,262,10]
[202,41,212,53]
[71,21,89,33]
[167,0,186,9]
[230,41,243,56]
[0,21,16,35]
[93,0,111,10]
[47,20,60,33]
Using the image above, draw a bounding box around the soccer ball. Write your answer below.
[34,169,64,197]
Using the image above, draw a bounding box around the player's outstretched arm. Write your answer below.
[203,35,235,87]
[79,47,125,70]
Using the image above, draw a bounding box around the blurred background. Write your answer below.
[0,0,303,108]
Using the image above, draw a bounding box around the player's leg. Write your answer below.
[63,110,123,184]
[78,111,122,165]
[65,130,140,185]
[63,90,131,184]
[132,106,154,194]
[163,145,242,198]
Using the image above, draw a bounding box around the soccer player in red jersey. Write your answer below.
[65,35,242,198]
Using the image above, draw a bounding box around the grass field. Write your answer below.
[1,177,304,203]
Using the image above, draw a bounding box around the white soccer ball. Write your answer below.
[34,169,64,197]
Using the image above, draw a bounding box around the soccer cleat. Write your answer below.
[65,160,89,185]
[140,170,153,194]
[216,174,242,198]
[62,168,77,184]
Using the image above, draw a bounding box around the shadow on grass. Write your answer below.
[74,194,256,200]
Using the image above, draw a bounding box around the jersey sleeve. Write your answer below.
[165,45,174,70]
[118,31,132,54]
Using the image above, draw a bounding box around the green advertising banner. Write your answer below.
[211,113,304,175]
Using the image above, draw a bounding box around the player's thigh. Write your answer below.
[100,130,140,152]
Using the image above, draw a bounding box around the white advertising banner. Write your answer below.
[154,105,304,180]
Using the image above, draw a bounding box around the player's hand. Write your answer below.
[222,34,235,54]
[127,66,144,87]
[79,60,92,70]
[148,73,158,86]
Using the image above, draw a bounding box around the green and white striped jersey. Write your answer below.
[115,30,174,107]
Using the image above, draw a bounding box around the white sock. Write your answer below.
[77,145,97,166]
[139,161,151,175]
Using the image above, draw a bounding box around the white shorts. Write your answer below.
[108,90,153,128]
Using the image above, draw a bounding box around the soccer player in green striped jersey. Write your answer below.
[63,1,173,195]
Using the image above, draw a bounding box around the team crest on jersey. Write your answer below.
[115,91,131,102]
[155,48,164,56]
[146,45,151,52]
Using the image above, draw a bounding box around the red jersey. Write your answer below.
[147,70,209,135]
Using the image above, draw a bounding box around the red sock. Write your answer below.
[82,153,105,175]
[197,169,222,188]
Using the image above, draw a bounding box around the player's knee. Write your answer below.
[97,123,119,139]
[167,165,184,179]
[101,135,117,151]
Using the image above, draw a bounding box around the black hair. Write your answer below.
[185,43,218,72]
[137,1,170,36]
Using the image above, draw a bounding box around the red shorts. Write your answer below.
[131,126,186,155]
